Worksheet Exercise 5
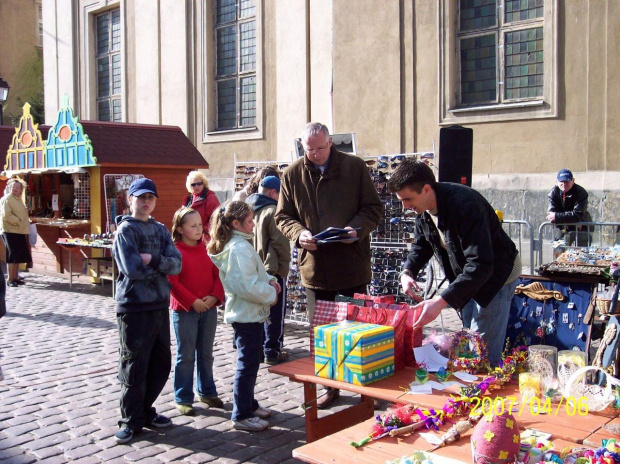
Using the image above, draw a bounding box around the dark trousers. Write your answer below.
[117,308,171,431]
[232,322,263,421]
[305,283,368,322]
[264,275,286,359]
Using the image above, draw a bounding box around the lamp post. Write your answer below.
[0,77,10,125]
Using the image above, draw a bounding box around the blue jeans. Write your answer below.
[461,279,519,368]
[172,309,218,405]
[264,275,286,359]
[231,322,263,421]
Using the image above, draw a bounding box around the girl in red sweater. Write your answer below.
[169,207,225,415]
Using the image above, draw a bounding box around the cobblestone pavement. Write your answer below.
[0,274,463,463]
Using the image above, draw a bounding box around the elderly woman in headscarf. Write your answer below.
[182,171,220,245]
[0,178,32,287]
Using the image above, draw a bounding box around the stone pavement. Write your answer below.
[0,273,463,464]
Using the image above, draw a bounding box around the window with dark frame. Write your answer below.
[96,9,122,122]
[457,0,544,107]
[214,0,257,131]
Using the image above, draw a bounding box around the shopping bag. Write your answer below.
[310,300,349,356]
[353,293,396,304]
[347,304,423,370]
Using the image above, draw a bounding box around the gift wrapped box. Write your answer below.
[314,321,394,386]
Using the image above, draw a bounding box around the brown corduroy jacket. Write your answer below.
[275,149,383,291]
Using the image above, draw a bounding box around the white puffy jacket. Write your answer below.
[209,231,277,324]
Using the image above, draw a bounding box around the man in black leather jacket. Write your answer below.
[388,160,520,367]
[547,169,591,245]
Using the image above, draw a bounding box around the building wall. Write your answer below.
[42,0,620,220]
[0,0,43,125]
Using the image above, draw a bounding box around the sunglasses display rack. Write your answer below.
[233,159,291,192]
[284,247,309,323]
[365,151,438,303]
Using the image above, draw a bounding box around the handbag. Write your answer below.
[309,300,349,356]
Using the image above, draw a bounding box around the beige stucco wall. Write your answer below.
[41,0,619,192]
[0,0,42,124]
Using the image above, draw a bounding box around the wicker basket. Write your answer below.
[597,298,613,315]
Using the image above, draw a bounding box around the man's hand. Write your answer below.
[202,295,219,309]
[299,230,318,251]
[341,226,358,244]
[411,296,448,329]
[192,298,209,313]
[546,212,556,222]
[401,273,421,298]
[140,253,152,265]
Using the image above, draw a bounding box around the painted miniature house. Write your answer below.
[1,99,208,280]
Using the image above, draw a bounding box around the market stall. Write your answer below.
[2,98,208,281]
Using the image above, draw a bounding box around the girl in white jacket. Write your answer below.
[208,201,280,432]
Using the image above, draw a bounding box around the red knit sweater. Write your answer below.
[168,241,224,312]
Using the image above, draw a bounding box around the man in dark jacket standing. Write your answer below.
[388,160,521,367]
[547,169,591,245]
[275,122,382,408]
[247,176,291,365]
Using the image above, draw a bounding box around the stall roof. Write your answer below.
[79,121,208,168]
[3,120,207,176]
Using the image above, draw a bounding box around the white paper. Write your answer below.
[52,194,59,211]
[419,432,442,446]
[453,371,478,382]
[413,344,449,372]
[440,380,466,389]
[425,380,447,391]
[407,383,434,394]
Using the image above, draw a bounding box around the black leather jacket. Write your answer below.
[547,183,590,224]
[403,183,518,310]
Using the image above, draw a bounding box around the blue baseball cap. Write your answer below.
[261,176,281,192]
[557,169,574,182]
[128,178,158,197]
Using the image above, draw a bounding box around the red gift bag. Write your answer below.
[353,293,396,304]
[346,304,423,370]
[309,300,349,356]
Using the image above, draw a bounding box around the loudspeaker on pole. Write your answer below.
[438,125,473,187]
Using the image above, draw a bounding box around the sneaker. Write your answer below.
[317,387,340,409]
[253,406,272,419]
[114,427,134,444]
[233,416,269,431]
[199,396,224,408]
[175,403,195,416]
[265,351,289,365]
[149,414,172,428]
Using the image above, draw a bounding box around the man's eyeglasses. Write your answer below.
[304,145,329,155]
[190,182,203,187]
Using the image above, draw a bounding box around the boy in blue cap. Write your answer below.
[547,169,591,245]
[112,178,182,444]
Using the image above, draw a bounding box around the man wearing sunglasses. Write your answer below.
[275,122,383,409]
[388,160,521,368]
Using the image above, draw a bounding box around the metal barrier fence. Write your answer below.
[536,221,620,268]
[502,219,535,274]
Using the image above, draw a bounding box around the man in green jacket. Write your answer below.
[275,122,383,408]
[247,176,291,365]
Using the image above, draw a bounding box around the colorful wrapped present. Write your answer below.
[314,321,394,385]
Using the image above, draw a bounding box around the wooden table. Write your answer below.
[56,239,115,296]
[270,358,617,444]
[293,415,589,464]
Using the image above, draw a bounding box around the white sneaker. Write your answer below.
[233,416,269,431]
[254,406,272,419]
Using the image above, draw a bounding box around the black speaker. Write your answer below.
[438,125,473,186]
